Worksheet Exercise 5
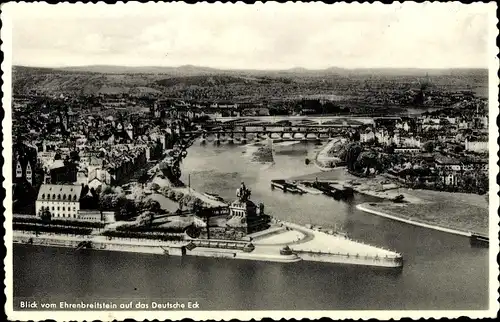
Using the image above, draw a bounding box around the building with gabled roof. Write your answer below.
[36,184,83,219]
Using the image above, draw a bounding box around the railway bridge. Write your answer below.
[184,124,355,142]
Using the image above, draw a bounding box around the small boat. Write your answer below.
[470,233,489,247]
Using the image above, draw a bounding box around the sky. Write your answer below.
[4,2,495,70]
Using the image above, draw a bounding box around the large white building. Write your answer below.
[36,184,82,219]
[465,138,488,153]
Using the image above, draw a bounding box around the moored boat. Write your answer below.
[271,180,304,194]
[295,182,323,195]
[470,233,489,247]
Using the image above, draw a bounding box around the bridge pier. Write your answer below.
[215,133,220,145]
[242,129,247,144]
[228,132,234,143]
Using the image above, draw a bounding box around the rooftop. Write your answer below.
[37,184,83,202]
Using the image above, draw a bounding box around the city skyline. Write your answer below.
[7,2,492,70]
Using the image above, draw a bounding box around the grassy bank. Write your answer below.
[290,168,488,235]
[361,201,488,235]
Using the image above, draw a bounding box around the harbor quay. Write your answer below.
[13,217,403,268]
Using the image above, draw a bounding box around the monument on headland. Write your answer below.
[225,182,270,235]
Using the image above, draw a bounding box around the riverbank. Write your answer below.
[12,231,301,263]
[13,218,404,268]
[314,138,343,170]
[356,204,472,237]
[357,197,488,236]
[288,166,488,236]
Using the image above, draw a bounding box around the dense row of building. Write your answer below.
[354,107,489,193]
[12,94,193,218]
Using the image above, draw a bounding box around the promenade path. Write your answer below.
[278,221,399,258]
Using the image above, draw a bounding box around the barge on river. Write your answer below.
[310,181,354,199]
[271,179,304,194]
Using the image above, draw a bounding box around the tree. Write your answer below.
[138,171,149,188]
[167,190,176,200]
[144,199,162,214]
[69,150,80,162]
[148,182,160,192]
[182,194,193,207]
[454,145,465,154]
[422,141,435,153]
[351,130,361,142]
[41,209,51,223]
[98,194,116,211]
[175,191,185,202]
[345,143,363,171]
[385,143,396,154]
[100,185,114,196]
[190,198,204,214]
[159,186,171,196]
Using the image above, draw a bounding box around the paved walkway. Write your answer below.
[277,221,400,258]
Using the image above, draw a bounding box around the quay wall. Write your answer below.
[13,233,300,263]
[188,249,237,259]
[296,250,402,268]
[276,220,403,268]
[356,203,472,237]
[13,234,183,256]
[13,235,84,248]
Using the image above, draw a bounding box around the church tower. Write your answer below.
[26,162,33,185]
[15,159,23,179]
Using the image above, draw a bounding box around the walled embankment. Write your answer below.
[356,203,473,237]
[276,220,403,268]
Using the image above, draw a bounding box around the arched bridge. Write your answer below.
[184,124,355,142]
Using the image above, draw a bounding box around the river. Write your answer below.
[13,141,489,310]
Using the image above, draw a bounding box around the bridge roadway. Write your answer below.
[213,115,376,125]
[183,130,337,141]
[209,123,361,129]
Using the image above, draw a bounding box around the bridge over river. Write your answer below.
[184,122,361,142]
[213,115,379,126]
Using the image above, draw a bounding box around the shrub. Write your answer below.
[148,183,161,192]
[175,191,184,202]
[13,223,93,235]
[166,190,176,200]
[102,230,184,241]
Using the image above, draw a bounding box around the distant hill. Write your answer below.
[12,65,488,98]
[18,64,487,77]
[58,64,221,76]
